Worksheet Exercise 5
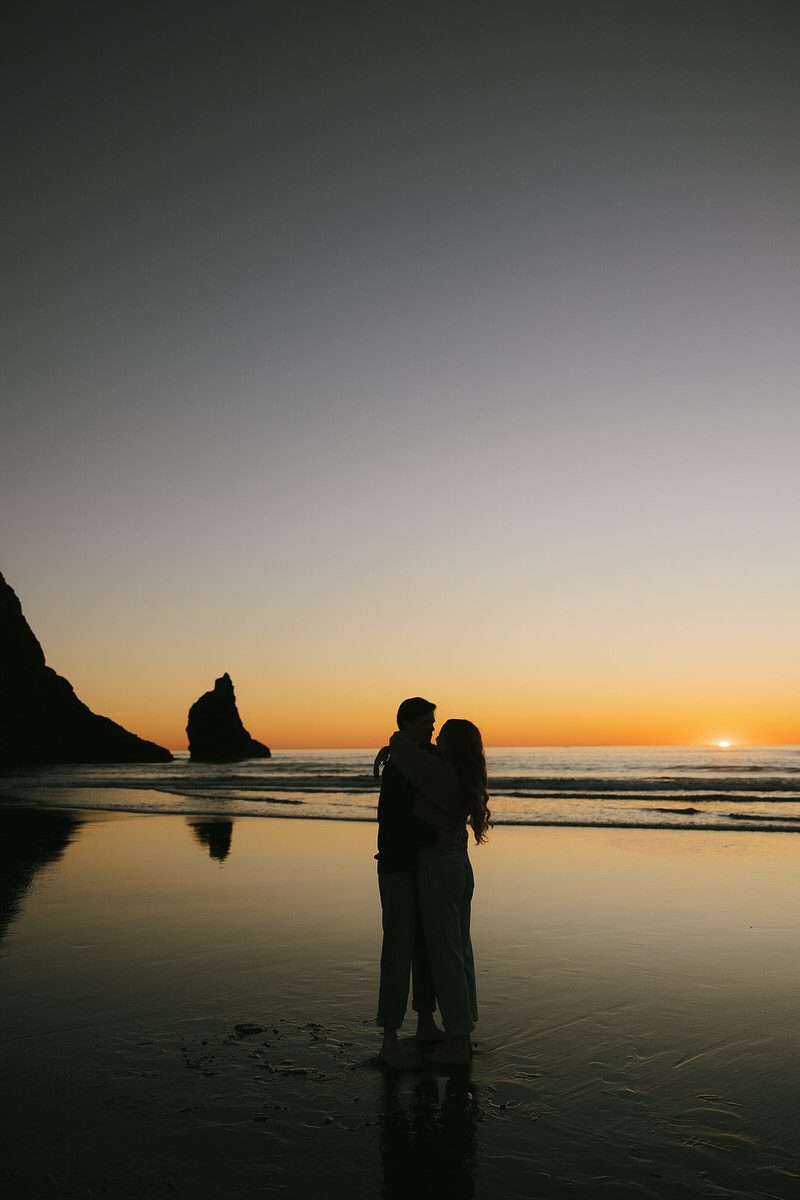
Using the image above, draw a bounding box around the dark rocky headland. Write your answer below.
[0,571,173,764]
[187,673,270,761]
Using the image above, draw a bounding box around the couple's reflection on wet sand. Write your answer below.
[379,1071,478,1199]
[0,808,82,946]
[187,818,234,862]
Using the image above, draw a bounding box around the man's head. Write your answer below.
[396,696,436,746]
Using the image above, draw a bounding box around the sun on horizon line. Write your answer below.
[715,740,732,748]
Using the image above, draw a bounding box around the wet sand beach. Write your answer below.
[3,808,800,1199]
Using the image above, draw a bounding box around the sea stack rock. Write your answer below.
[0,571,173,764]
[186,673,271,762]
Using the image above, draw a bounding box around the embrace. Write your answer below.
[374,696,491,1068]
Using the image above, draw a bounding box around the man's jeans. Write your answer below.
[377,871,436,1029]
[416,847,478,1036]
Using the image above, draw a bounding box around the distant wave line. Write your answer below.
[660,763,800,773]
[502,790,800,803]
[5,774,800,796]
[727,811,800,824]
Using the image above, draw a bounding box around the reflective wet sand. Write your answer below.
[3,809,799,1198]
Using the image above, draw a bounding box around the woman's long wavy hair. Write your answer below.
[439,719,492,844]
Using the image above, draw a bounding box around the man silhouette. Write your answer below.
[374,696,443,1067]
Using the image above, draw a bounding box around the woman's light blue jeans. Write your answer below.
[416,846,478,1036]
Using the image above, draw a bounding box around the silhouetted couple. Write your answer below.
[374,697,491,1067]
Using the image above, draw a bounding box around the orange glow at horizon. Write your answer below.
[30,601,800,753]
[120,688,797,752]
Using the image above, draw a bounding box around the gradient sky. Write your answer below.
[3,1,799,748]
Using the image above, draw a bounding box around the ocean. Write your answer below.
[2,744,800,833]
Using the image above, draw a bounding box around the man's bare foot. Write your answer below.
[423,1035,472,1065]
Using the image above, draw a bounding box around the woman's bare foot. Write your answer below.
[379,1029,421,1070]
[423,1034,472,1065]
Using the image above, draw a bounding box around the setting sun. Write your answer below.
[716,741,732,748]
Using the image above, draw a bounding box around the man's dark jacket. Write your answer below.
[376,758,434,874]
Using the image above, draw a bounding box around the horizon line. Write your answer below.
[165,740,800,752]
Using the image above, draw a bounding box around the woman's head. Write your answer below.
[437,719,492,844]
[436,718,480,759]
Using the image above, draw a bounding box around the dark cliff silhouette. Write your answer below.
[0,809,83,945]
[0,572,172,765]
[188,818,234,861]
[186,673,270,762]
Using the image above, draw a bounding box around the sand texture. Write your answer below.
[2,809,800,1198]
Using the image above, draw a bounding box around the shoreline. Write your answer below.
[3,745,800,838]
[4,793,800,836]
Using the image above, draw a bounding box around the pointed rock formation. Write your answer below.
[187,673,270,761]
[0,571,173,764]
